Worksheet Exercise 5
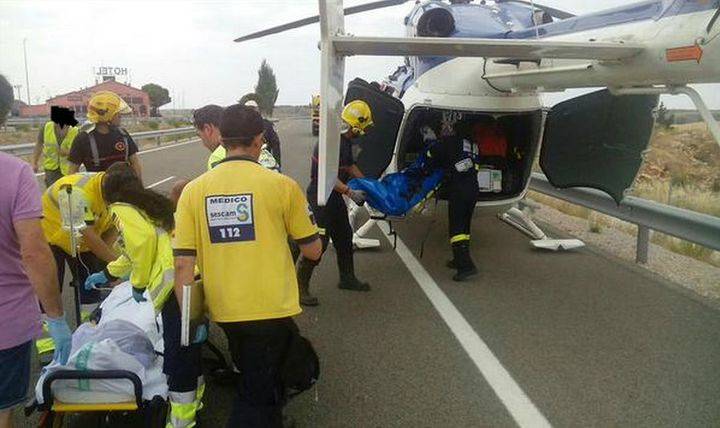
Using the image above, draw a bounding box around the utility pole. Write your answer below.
[23,38,30,105]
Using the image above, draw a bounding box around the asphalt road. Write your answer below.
[17,118,720,427]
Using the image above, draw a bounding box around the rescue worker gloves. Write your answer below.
[193,324,209,345]
[46,316,72,365]
[84,271,109,291]
[132,287,147,303]
[87,91,132,124]
[341,100,373,136]
[346,188,367,206]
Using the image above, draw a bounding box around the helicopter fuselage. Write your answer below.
[380,0,719,211]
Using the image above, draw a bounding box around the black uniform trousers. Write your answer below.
[219,318,295,428]
[50,245,102,304]
[307,190,354,275]
[428,136,479,242]
[447,171,479,241]
[161,292,203,392]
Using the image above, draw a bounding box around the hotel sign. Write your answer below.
[95,66,128,77]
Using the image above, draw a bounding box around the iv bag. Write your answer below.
[57,187,88,238]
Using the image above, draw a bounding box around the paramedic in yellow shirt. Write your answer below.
[83,162,205,428]
[174,105,321,427]
[41,170,118,315]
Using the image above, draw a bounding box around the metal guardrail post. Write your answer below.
[636,225,650,264]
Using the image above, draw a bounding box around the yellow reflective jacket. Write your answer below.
[106,203,174,313]
[41,172,113,255]
[43,121,79,174]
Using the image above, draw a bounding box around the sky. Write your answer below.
[0,0,718,109]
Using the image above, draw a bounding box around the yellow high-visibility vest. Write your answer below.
[42,121,78,174]
[41,172,113,255]
[106,203,174,313]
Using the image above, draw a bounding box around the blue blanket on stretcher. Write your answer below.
[348,151,444,217]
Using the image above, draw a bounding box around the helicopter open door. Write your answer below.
[344,78,405,179]
[540,89,659,203]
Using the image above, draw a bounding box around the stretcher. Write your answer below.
[27,345,231,428]
[27,369,167,428]
[25,284,232,427]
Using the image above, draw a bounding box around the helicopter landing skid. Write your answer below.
[347,201,382,250]
[500,206,585,251]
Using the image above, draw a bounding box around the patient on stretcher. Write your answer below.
[35,282,168,404]
[348,139,444,217]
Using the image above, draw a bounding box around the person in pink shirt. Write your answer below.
[0,152,71,428]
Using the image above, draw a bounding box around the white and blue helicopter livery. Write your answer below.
[235,0,720,214]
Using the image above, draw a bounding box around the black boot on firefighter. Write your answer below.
[337,252,370,292]
[450,241,477,282]
[296,257,320,306]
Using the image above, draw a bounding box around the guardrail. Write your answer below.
[4,116,193,127]
[0,127,196,157]
[5,117,50,126]
[528,172,720,263]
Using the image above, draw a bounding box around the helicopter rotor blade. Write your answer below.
[234,0,411,43]
[495,0,576,20]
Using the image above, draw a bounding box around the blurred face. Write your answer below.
[196,124,221,151]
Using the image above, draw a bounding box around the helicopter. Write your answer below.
[235,0,720,245]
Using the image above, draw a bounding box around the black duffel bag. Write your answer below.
[281,325,319,398]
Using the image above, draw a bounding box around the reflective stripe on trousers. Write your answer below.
[450,234,471,244]
[167,377,204,428]
[195,377,206,411]
[167,390,199,428]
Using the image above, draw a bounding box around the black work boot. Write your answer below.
[338,276,371,291]
[451,242,478,282]
[297,258,319,306]
[337,253,371,292]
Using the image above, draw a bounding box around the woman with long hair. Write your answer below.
[85,162,205,428]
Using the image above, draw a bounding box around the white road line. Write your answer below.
[147,176,176,189]
[377,223,552,428]
[137,138,199,156]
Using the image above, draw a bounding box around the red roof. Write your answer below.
[47,80,147,103]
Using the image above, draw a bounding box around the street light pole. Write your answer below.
[23,38,30,105]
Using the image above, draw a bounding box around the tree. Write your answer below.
[0,74,13,126]
[254,59,279,117]
[141,83,171,117]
